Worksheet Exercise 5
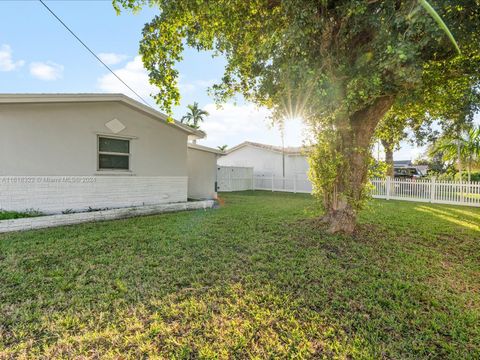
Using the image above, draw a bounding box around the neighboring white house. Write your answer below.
[217,141,312,192]
[218,141,309,179]
[0,93,219,214]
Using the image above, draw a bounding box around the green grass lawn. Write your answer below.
[0,191,479,359]
[0,210,42,220]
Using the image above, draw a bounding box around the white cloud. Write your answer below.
[195,79,216,88]
[178,80,195,94]
[98,52,128,65]
[97,55,156,99]
[97,56,203,100]
[0,44,25,71]
[179,79,216,94]
[29,61,64,81]
[198,103,307,148]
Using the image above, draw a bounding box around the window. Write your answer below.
[98,136,130,170]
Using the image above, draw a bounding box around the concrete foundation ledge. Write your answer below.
[0,200,215,234]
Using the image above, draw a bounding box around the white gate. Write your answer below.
[217,166,254,192]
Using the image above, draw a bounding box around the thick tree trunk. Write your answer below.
[323,96,394,234]
[381,139,395,178]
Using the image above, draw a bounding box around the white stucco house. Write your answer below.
[218,141,310,178]
[217,141,313,192]
[0,93,221,214]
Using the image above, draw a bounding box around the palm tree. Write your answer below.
[217,145,228,152]
[181,102,209,130]
[464,127,480,181]
[433,126,480,181]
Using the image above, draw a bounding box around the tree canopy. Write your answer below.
[115,0,480,233]
[376,51,480,176]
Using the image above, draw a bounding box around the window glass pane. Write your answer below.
[99,137,129,153]
[99,154,129,170]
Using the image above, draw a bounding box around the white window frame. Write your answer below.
[97,135,131,172]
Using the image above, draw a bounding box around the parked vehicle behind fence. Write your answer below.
[394,167,422,179]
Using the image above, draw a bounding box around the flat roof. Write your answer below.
[0,93,205,138]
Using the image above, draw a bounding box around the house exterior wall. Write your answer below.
[0,101,188,176]
[218,146,283,176]
[0,176,187,214]
[187,148,218,200]
[0,101,190,213]
[218,145,310,179]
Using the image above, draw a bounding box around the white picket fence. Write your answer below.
[371,177,480,207]
[217,166,480,207]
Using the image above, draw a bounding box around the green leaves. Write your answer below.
[114,0,477,119]
[432,125,480,170]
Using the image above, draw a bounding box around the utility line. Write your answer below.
[38,0,152,107]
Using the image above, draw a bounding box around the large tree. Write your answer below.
[377,52,480,177]
[115,0,480,233]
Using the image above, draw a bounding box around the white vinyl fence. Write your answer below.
[217,166,312,193]
[371,177,480,207]
[217,167,480,207]
[253,175,313,193]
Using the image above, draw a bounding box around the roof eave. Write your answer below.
[188,143,224,155]
[225,141,304,155]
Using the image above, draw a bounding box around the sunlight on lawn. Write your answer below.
[415,205,480,232]
[444,206,480,223]
[1,192,479,358]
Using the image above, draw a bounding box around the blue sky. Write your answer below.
[1,0,459,160]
